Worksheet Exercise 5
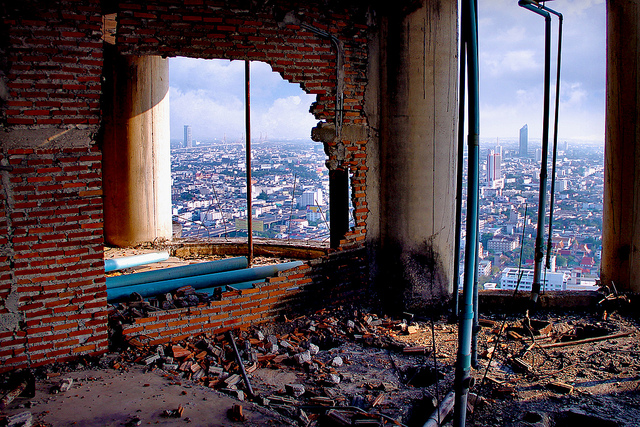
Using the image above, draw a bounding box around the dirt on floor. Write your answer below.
[2,304,640,427]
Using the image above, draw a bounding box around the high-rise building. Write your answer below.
[184,125,192,148]
[535,148,542,163]
[298,189,324,208]
[486,149,502,186]
[519,124,528,157]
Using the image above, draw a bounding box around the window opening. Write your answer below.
[169,58,334,245]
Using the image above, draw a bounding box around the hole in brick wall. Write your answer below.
[168,57,332,245]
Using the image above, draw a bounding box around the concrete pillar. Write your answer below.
[102,48,172,247]
[375,0,458,311]
[602,0,640,292]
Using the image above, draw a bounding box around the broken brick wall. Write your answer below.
[0,0,375,372]
[113,0,371,245]
[117,248,368,345]
[0,0,108,373]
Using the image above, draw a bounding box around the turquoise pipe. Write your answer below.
[454,0,480,425]
[107,261,303,301]
[104,251,169,272]
[106,256,248,289]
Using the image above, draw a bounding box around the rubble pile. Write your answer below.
[109,307,446,426]
[108,285,220,320]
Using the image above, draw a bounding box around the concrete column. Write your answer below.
[602,0,640,292]
[102,48,172,247]
[375,0,458,311]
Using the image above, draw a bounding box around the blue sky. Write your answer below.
[169,0,606,143]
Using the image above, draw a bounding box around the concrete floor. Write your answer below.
[2,362,289,426]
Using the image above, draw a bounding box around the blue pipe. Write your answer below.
[452,7,467,321]
[107,261,303,301]
[106,257,248,289]
[519,0,552,305]
[454,0,480,425]
[104,252,170,272]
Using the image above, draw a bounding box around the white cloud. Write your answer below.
[256,95,319,139]
[169,58,318,141]
[483,50,538,76]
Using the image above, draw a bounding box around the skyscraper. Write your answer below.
[486,149,503,188]
[184,125,192,149]
[519,124,528,157]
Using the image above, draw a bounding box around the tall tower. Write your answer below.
[519,124,528,157]
[184,125,192,148]
[486,149,502,186]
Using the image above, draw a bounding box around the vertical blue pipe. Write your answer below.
[454,0,479,424]
[518,1,552,305]
[452,6,467,321]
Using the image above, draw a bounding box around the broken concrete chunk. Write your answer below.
[308,343,319,355]
[224,374,242,387]
[280,340,293,349]
[59,378,73,393]
[285,383,306,398]
[332,356,343,367]
[208,366,224,376]
[327,373,341,385]
[4,411,33,427]
[267,335,278,345]
[294,351,312,365]
[254,330,265,341]
[347,320,356,329]
[143,354,160,365]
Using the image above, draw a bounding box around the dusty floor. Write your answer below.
[2,306,639,426]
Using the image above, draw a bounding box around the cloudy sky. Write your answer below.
[479,0,606,143]
[169,0,606,144]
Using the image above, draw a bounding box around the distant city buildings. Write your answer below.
[184,125,192,148]
[519,124,528,157]
[500,266,569,292]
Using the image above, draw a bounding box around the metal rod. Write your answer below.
[227,331,254,397]
[542,6,563,270]
[472,214,479,368]
[518,0,552,306]
[245,60,253,266]
[454,0,480,424]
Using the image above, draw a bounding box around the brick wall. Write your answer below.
[119,248,369,344]
[0,0,107,372]
[0,0,373,371]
